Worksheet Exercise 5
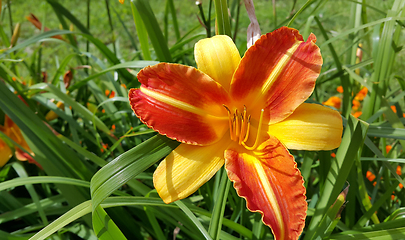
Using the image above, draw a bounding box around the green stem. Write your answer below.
[86,0,90,74]
[168,0,180,40]
[105,0,116,54]
[232,0,242,41]
[214,0,232,36]
[208,167,231,239]
[130,0,151,60]
[287,0,316,27]
[197,3,210,37]
[7,0,13,35]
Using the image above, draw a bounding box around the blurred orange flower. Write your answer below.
[386,145,393,154]
[391,105,397,113]
[336,86,343,93]
[352,111,362,118]
[105,90,116,98]
[352,100,361,111]
[323,96,341,109]
[354,87,368,101]
[366,170,376,182]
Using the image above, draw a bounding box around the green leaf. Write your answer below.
[92,206,127,240]
[132,0,173,62]
[305,116,369,240]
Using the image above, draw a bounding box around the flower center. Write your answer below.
[223,105,264,150]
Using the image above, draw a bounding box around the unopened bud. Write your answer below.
[10,23,21,47]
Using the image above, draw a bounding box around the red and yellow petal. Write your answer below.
[194,35,241,91]
[4,115,34,153]
[130,63,230,145]
[225,136,306,240]
[230,27,322,124]
[268,103,342,150]
[154,136,231,203]
[0,139,12,167]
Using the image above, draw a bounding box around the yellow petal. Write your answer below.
[194,35,241,91]
[45,101,65,121]
[154,136,231,203]
[268,103,342,150]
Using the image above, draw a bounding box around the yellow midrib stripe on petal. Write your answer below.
[260,41,301,96]
[253,159,285,240]
[141,87,228,120]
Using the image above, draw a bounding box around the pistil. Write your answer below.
[242,109,264,150]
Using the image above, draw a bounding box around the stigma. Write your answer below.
[223,105,264,150]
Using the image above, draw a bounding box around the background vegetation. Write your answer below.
[0,0,405,239]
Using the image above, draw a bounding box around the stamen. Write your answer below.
[242,109,265,150]
[223,105,235,141]
[239,106,247,144]
[223,105,265,150]
[235,110,240,139]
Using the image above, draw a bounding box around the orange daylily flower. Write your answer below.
[100,143,108,153]
[366,171,376,182]
[352,111,362,118]
[387,145,393,154]
[0,115,36,167]
[397,165,401,176]
[354,87,368,101]
[323,96,341,109]
[105,90,116,98]
[391,105,397,113]
[352,99,361,111]
[129,27,342,240]
[336,86,343,93]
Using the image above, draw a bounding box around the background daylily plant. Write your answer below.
[1,0,405,240]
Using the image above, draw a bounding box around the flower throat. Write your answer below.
[223,105,264,150]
